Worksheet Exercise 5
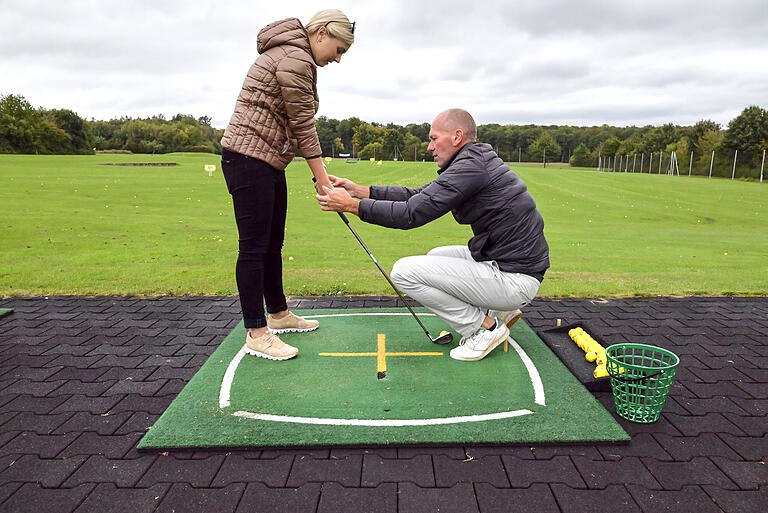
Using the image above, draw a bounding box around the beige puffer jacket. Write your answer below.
[221,18,322,170]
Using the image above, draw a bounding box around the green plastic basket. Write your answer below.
[605,343,680,423]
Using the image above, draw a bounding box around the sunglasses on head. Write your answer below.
[324,20,355,34]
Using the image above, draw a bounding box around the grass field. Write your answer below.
[2,152,766,297]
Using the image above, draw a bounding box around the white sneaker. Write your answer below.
[488,309,522,329]
[449,319,509,361]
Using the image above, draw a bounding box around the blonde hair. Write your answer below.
[305,9,355,46]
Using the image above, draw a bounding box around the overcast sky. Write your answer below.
[1,0,766,129]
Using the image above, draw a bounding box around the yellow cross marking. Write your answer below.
[318,334,443,377]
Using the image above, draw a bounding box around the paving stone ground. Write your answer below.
[0,295,765,513]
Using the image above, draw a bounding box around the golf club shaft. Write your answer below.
[314,175,436,340]
[334,211,435,339]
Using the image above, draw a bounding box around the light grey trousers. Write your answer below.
[390,245,541,338]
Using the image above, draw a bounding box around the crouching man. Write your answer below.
[317,108,549,361]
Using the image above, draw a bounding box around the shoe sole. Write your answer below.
[450,327,509,362]
[268,325,319,334]
[503,311,522,329]
[244,347,297,360]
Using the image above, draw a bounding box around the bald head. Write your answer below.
[427,109,477,167]
[434,109,477,142]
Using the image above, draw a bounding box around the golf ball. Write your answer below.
[439,331,449,337]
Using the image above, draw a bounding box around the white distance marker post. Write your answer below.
[761,149,765,183]
[709,150,715,178]
[732,150,738,180]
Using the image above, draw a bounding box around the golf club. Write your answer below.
[314,177,453,345]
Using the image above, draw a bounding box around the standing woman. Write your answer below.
[220,10,355,361]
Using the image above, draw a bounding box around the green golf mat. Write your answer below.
[138,308,629,449]
[0,308,12,319]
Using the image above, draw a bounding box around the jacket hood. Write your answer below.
[257,18,312,55]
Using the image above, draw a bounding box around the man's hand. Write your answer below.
[316,186,359,216]
[328,174,357,193]
[327,174,370,199]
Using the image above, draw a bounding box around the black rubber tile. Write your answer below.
[675,396,751,415]
[0,366,62,381]
[572,456,661,489]
[47,367,109,381]
[702,485,768,513]
[107,394,174,415]
[113,411,159,435]
[718,433,768,460]
[330,447,398,459]
[665,413,746,436]
[683,381,756,399]
[475,483,560,513]
[0,454,88,487]
[397,446,467,459]
[50,396,122,415]
[154,483,245,513]
[62,454,156,487]
[710,457,768,489]
[653,433,742,461]
[317,482,397,513]
[642,456,737,490]
[734,381,768,399]
[136,454,225,488]
[527,444,603,460]
[211,454,293,487]
[59,432,143,459]
[73,483,169,513]
[144,366,198,381]
[433,454,509,487]
[721,413,768,437]
[0,482,22,505]
[397,482,479,513]
[260,447,330,459]
[286,454,363,487]
[501,455,586,488]
[3,379,63,397]
[463,445,536,459]
[235,482,321,513]
[53,411,132,436]
[95,367,156,382]
[599,433,672,461]
[627,484,725,513]
[551,483,641,513]
[0,431,79,458]
[1,483,94,513]
[361,454,434,487]
[48,379,115,397]
[0,411,73,434]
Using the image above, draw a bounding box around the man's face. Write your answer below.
[427,117,459,168]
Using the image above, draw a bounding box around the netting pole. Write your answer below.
[709,150,714,178]
[732,150,737,180]
[689,151,693,176]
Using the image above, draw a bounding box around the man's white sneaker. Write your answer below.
[449,319,509,361]
[488,309,522,329]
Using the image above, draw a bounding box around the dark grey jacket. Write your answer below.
[357,142,550,281]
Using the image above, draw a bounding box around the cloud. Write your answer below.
[1,0,765,128]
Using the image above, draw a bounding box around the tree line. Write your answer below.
[0,94,224,155]
[2,93,766,179]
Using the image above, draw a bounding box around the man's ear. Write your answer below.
[453,129,464,147]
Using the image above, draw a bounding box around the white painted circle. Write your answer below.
[219,313,545,426]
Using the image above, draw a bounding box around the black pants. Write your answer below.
[221,149,288,329]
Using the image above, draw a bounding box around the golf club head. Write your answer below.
[431,332,454,345]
